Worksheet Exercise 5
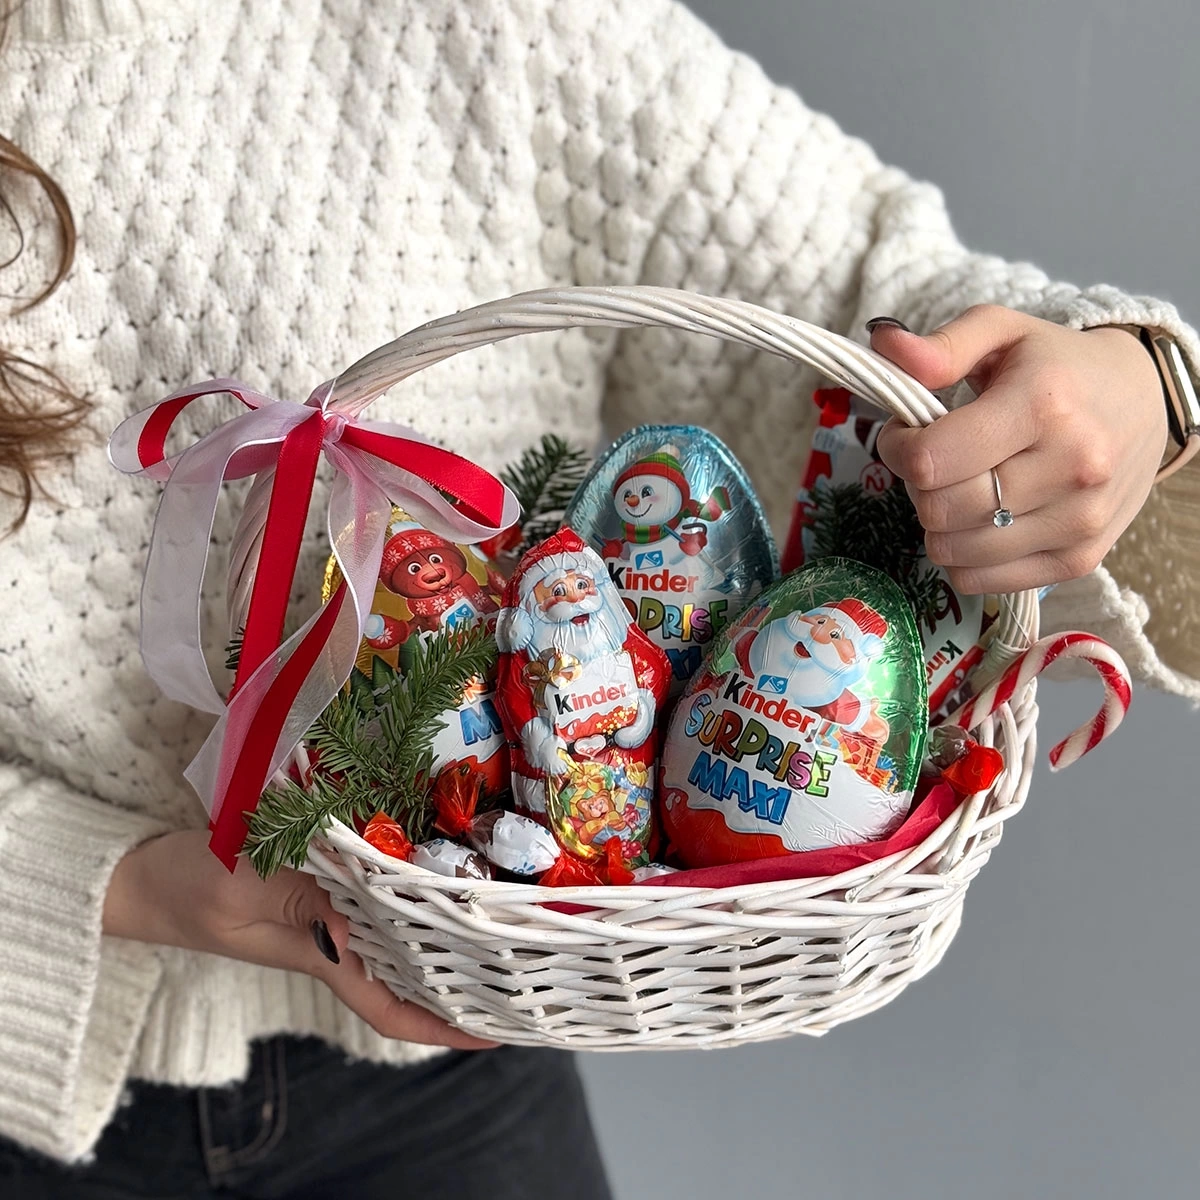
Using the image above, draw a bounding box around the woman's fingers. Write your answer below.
[874,373,1039,490]
[869,304,1033,391]
[934,549,1112,597]
[903,438,1117,535]
[114,832,497,1051]
[232,860,496,1049]
[316,951,498,1050]
[233,910,499,1050]
[243,861,351,956]
[922,501,1108,570]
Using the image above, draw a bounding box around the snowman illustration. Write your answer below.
[601,445,730,573]
[597,445,736,677]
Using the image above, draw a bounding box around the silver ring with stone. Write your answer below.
[991,467,1014,528]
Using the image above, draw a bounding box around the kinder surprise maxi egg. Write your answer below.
[563,426,776,693]
[324,509,510,797]
[659,557,928,868]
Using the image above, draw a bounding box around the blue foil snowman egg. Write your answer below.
[564,425,777,690]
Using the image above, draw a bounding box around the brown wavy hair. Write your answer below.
[1,3,86,533]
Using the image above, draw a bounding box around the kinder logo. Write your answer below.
[757,674,788,694]
[444,602,476,628]
[636,550,664,569]
[553,681,631,716]
[859,462,894,494]
[608,562,700,594]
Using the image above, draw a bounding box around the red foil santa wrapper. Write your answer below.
[494,528,671,869]
[325,508,510,797]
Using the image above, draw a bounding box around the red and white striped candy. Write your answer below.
[946,632,1132,771]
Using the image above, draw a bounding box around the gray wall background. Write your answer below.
[580,4,1200,1198]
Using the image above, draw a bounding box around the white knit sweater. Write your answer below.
[2,0,1198,1163]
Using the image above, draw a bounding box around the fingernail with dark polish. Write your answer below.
[865,316,911,333]
[311,919,340,965]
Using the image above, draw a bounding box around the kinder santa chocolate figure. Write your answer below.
[495,528,671,868]
[564,426,776,691]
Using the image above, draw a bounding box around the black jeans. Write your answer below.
[0,1038,613,1199]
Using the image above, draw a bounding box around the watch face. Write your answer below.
[1156,336,1200,445]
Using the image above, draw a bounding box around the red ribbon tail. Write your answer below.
[209,413,325,869]
[209,584,349,870]
[233,416,325,696]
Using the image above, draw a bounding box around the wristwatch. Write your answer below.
[1112,325,1200,481]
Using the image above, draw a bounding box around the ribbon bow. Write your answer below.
[109,377,519,868]
[522,650,584,704]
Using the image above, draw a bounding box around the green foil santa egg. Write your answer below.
[659,558,929,868]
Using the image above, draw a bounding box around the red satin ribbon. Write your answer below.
[115,380,512,870]
[210,409,509,867]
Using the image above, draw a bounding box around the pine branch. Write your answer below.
[808,481,944,625]
[500,434,591,548]
[244,624,499,877]
[245,775,368,876]
[375,623,498,786]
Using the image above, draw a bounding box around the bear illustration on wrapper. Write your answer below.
[323,511,511,798]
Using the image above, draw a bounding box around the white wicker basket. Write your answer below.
[235,286,1043,1050]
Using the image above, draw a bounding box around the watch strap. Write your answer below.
[1111,325,1200,481]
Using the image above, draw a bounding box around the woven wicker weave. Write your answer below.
[232,286,1043,1049]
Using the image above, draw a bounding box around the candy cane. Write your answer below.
[946,632,1132,770]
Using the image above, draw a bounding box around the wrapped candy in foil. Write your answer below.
[362,812,414,861]
[464,810,560,876]
[430,761,560,877]
[564,426,776,693]
[360,812,498,880]
[411,839,492,880]
[660,557,929,868]
[923,723,1005,795]
[631,863,679,882]
[494,528,671,870]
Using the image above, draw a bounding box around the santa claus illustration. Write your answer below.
[363,521,505,648]
[495,529,671,779]
[732,598,891,743]
[600,444,730,565]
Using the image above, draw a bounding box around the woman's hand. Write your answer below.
[869,306,1168,595]
[103,830,494,1050]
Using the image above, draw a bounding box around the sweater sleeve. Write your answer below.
[564,0,1200,698]
[0,762,168,1162]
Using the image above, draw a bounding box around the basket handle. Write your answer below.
[235,285,1038,673]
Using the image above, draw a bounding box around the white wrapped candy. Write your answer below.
[411,839,492,880]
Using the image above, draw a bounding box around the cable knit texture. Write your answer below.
[1,0,1197,1161]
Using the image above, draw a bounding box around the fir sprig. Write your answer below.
[242,774,378,881]
[500,433,591,549]
[808,481,944,625]
[244,623,498,877]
